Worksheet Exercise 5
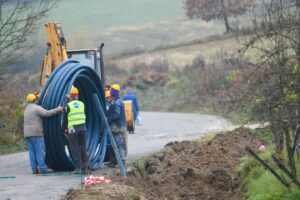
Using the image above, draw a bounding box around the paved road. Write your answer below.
[0,112,232,200]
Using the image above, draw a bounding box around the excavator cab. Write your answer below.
[67,47,105,84]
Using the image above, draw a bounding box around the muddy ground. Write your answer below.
[0,112,232,200]
[63,127,266,200]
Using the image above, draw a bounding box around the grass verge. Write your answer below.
[0,143,26,155]
[237,128,300,200]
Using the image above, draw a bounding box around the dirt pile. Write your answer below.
[63,127,267,200]
[63,184,147,200]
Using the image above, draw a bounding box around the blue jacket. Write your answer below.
[107,98,126,133]
[123,92,139,120]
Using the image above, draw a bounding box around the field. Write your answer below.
[111,35,244,70]
[43,0,225,56]
[48,0,185,32]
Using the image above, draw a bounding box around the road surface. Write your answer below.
[0,112,232,200]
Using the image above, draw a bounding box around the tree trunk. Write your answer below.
[284,127,297,177]
[221,0,231,33]
[270,123,284,160]
[275,131,284,160]
[223,15,231,33]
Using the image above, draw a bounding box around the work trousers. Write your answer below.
[110,132,126,164]
[25,136,47,172]
[67,130,88,170]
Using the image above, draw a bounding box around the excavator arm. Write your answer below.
[40,23,68,88]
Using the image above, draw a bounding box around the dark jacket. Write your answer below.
[107,98,126,133]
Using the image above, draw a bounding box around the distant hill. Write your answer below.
[43,0,226,56]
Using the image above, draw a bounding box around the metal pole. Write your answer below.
[92,94,127,177]
[99,43,105,86]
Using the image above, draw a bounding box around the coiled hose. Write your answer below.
[38,60,107,171]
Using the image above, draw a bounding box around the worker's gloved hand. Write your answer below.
[135,116,142,126]
[57,106,64,112]
[63,128,69,135]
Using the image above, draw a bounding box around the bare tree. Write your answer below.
[239,0,300,178]
[0,0,57,77]
[185,0,254,33]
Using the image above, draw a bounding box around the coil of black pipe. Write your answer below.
[38,59,108,171]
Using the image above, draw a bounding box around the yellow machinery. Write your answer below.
[40,22,131,160]
[40,23,68,87]
[124,100,134,133]
[40,22,105,88]
[124,100,134,155]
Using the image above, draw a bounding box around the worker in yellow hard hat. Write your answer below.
[107,84,127,167]
[105,90,111,98]
[104,85,111,93]
[105,90,112,110]
[63,87,88,174]
[26,94,37,103]
[33,92,40,101]
[24,93,63,174]
[111,84,120,91]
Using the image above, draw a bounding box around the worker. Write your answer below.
[111,84,120,92]
[104,85,111,93]
[33,92,40,100]
[104,89,113,162]
[123,89,140,124]
[24,93,63,174]
[63,87,88,174]
[105,90,111,110]
[107,85,127,167]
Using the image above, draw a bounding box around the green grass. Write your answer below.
[0,144,26,155]
[47,0,185,33]
[129,189,141,200]
[193,134,216,145]
[131,154,161,178]
[238,149,300,200]
[250,128,273,142]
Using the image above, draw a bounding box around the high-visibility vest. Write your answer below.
[67,100,86,127]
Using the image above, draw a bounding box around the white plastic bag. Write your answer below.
[135,116,142,126]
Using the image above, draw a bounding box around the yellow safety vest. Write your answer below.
[67,100,86,127]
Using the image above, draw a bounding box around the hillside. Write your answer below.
[110,34,244,70]
[47,0,185,33]
[42,0,226,56]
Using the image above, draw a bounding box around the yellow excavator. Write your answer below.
[40,22,131,156]
[40,22,105,88]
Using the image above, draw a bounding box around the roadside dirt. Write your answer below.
[63,127,267,200]
[0,112,232,200]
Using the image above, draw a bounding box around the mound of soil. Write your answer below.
[63,127,267,200]
[63,184,147,200]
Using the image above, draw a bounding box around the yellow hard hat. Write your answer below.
[69,87,79,95]
[111,84,120,91]
[26,94,37,102]
[105,90,111,98]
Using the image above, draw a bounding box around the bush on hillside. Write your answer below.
[0,89,24,145]
[165,54,250,115]
[109,51,251,114]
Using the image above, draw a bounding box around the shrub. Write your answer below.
[238,150,300,200]
[0,89,24,146]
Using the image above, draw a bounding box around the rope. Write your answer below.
[38,60,107,171]
[37,172,85,177]
[0,176,16,179]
